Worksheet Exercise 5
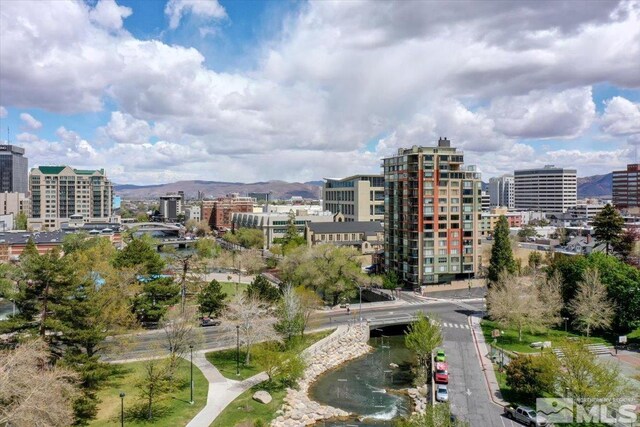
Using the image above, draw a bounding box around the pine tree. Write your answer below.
[197,279,227,317]
[487,215,516,284]
[593,204,624,255]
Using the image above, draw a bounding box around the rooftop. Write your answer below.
[307,221,383,235]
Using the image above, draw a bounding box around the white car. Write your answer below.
[436,384,449,402]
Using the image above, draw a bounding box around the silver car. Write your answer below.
[436,384,449,402]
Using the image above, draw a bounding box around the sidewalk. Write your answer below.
[186,350,268,427]
[468,314,509,407]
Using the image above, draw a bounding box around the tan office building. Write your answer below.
[29,166,113,230]
[323,175,384,222]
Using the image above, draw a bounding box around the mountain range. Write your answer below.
[114,174,613,200]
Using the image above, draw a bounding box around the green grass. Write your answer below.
[481,319,609,354]
[205,330,333,381]
[210,386,286,427]
[91,358,207,427]
[208,330,333,427]
[219,281,249,300]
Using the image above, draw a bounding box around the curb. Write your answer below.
[468,315,507,409]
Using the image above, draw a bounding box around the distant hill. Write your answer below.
[577,173,612,198]
[114,180,322,200]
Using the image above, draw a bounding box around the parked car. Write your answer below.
[200,317,221,327]
[436,384,449,402]
[435,349,446,362]
[504,405,547,426]
[434,362,449,384]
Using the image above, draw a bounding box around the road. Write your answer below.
[101,293,519,427]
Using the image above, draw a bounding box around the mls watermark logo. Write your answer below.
[536,398,638,424]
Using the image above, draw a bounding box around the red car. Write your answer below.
[435,362,449,384]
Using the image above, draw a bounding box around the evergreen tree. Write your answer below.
[593,204,624,255]
[246,274,281,304]
[133,277,180,323]
[20,237,39,261]
[113,236,165,274]
[15,211,28,230]
[487,215,516,284]
[197,279,227,317]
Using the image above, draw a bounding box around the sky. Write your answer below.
[1,0,640,185]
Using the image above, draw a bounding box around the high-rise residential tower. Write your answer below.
[514,165,577,213]
[0,145,28,193]
[323,175,385,222]
[383,138,482,287]
[488,174,515,209]
[612,164,639,210]
[29,166,113,230]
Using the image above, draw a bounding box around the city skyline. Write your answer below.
[1,0,640,185]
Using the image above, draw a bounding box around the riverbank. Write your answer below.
[271,323,371,427]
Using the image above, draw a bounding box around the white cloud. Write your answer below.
[89,0,132,31]
[19,113,42,130]
[165,0,226,30]
[103,111,152,145]
[487,88,595,139]
[601,96,640,136]
[0,106,7,118]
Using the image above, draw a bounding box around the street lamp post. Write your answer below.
[563,317,569,332]
[237,260,241,295]
[236,325,240,376]
[119,392,125,427]
[189,344,194,404]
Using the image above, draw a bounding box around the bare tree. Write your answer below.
[224,294,279,363]
[569,268,615,337]
[487,272,560,341]
[161,306,201,371]
[275,284,303,342]
[0,340,79,427]
[535,270,563,326]
[136,357,173,421]
[296,286,322,337]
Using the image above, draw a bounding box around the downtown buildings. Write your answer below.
[514,165,577,213]
[29,166,113,230]
[488,174,514,209]
[0,145,29,194]
[322,175,385,222]
[383,138,482,287]
[612,164,639,210]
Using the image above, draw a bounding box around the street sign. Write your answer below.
[619,335,627,344]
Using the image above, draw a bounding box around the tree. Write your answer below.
[382,271,399,290]
[592,204,624,255]
[133,277,180,323]
[296,286,322,337]
[487,272,560,341]
[569,267,614,337]
[517,224,538,242]
[224,295,279,364]
[113,235,165,275]
[274,284,304,343]
[195,238,219,259]
[280,244,366,305]
[223,228,264,249]
[61,233,103,255]
[161,307,200,372]
[487,216,516,284]
[14,211,28,230]
[275,210,306,254]
[506,354,558,398]
[246,274,281,304]
[0,340,79,427]
[20,236,39,260]
[197,279,227,317]
[557,339,634,405]
[404,313,443,376]
[253,342,305,387]
[612,227,639,263]
[528,251,543,270]
[136,358,173,421]
[395,402,468,427]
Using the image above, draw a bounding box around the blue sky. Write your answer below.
[1,0,639,184]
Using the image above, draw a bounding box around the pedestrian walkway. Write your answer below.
[441,321,471,329]
[468,314,509,407]
[186,350,268,427]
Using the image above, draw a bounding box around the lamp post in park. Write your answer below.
[189,344,194,404]
[119,392,125,427]
[236,325,240,376]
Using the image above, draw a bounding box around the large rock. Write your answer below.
[253,390,273,404]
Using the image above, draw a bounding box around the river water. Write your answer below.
[309,330,415,426]
[0,299,15,320]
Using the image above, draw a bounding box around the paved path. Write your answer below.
[186,350,268,427]
[469,313,509,407]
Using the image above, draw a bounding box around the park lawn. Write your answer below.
[205,330,333,381]
[626,327,640,344]
[219,281,249,300]
[480,319,609,354]
[210,387,286,427]
[91,358,207,427]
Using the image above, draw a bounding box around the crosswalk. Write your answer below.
[440,322,470,329]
